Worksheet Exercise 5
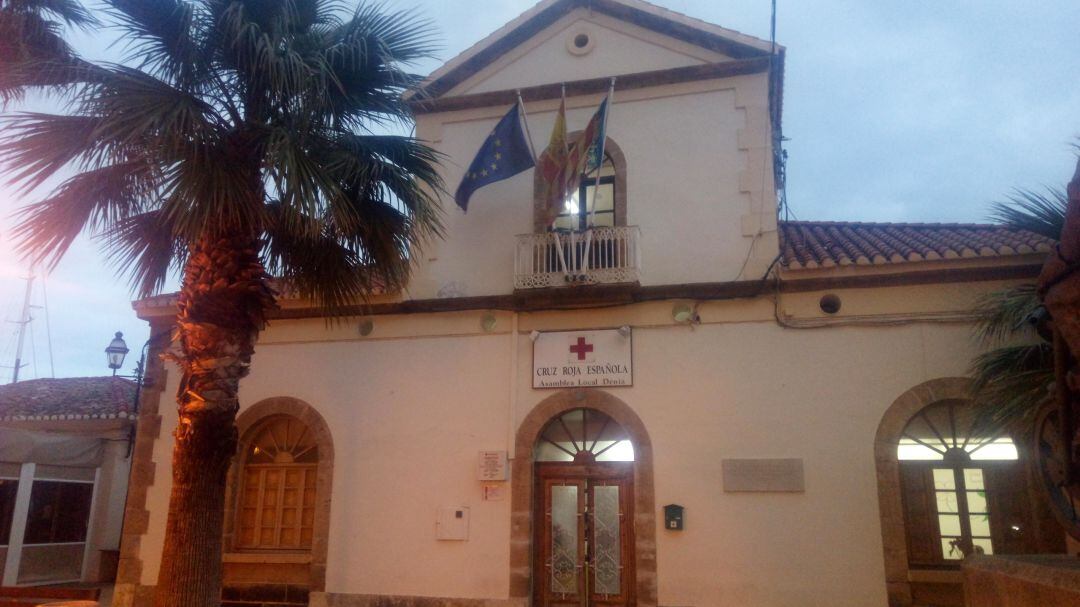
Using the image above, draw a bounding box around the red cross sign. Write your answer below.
[569,336,594,361]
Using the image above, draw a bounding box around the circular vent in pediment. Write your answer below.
[567,28,595,56]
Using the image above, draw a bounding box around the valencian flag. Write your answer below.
[454,102,535,212]
[567,95,609,182]
[536,97,569,226]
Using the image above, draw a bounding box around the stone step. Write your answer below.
[0,588,98,601]
[221,584,308,607]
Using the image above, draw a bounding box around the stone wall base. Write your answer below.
[111,582,155,607]
[311,592,527,607]
[963,555,1080,606]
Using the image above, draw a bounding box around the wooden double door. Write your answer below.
[534,462,635,607]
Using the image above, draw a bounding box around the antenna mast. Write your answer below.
[10,270,35,383]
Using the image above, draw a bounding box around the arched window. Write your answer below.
[535,408,634,462]
[897,399,1028,565]
[553,153,616,231]
[236,415,318,550]
[533,136,627,233]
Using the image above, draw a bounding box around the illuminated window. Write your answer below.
[237,416,318,550]
[553,154,616,231]
[535,408,634,463]
[897,400,1028,566]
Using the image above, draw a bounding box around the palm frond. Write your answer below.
[969,343,1055,433]
[99,209,185,297]
[0,112,110,192]
[104,0,201,84]
[262,200,385,313]
[9,0,96,27]
[6,0,445,311]
[11,160,157,268]
[972,283,1041,344]
[988,187,1067,240]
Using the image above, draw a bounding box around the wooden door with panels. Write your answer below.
[533,408,636,607]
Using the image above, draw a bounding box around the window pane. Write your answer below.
[17,543,84,584]
[966,490,988,514]
[551,485,579,594]
[554,215,577,231]
[964,469,985,490]
[938,514,961,536]
[935,491,959,513]
[592,211,615,228]
[584,183,614,213]
[933,469,956,490]
[969,515,991,537]
[0,479,17,545]
[23,481,93,544]
[972,537,994,555]
[940,537,964,560]
[593,485,621,595]
[898,440,944,460]
[968,439,1019,460]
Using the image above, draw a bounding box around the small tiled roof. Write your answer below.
[779,221,1054,270]
[0,377,137,422]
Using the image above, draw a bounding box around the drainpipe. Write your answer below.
[508,312,519,460]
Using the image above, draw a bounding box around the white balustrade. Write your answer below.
[514,226,642,289]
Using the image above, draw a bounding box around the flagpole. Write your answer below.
[588,77,616,227]
[515,89,538,162]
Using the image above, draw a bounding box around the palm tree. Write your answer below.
[0,0,96,101]
[970,189,1066,431]
[1,2,444,605]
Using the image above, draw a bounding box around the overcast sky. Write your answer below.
[0,0,1077,381]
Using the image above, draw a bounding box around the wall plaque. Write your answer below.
[532,329,632,388]
[478,450,508,481]
[722,458,805,493]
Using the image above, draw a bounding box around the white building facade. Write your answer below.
[114,2,1065,606]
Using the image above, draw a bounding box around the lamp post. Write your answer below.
[105,332,130,376]
[105,332,150,457]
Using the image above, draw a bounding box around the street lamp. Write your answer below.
[105,332,130,375]
[106,331,152,457]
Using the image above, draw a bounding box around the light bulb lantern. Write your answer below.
[105,332,130,374]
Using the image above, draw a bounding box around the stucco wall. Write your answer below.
[407,11,777,299]
[448,11,725,96]
[410,71,775,298]
[131,277,1020,606]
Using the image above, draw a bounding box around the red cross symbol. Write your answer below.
[569,336,593,361]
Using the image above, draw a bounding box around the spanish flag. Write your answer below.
[536,98,569,226]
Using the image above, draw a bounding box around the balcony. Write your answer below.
[514,226,642,290]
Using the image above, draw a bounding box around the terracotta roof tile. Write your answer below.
[778,221,1054,270]
[0,377,137,422]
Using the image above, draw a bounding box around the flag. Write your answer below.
[567,96,609,181]
[454,102,535,212]
[536,98,569,226]
[584,95,610,174]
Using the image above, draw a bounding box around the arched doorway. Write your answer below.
[875,379,1064,607]
[225,397,334,594]
[512,390,655,607]
[534,407,635,607]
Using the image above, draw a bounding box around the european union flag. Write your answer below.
[454,102,535,212]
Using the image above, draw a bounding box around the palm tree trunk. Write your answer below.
[153,233,275,607]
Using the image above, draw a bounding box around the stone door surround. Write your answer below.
[512,389,657,606]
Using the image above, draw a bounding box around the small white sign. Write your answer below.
[532,329,632,389]
[478,450,508,481]
[482,484,505,501]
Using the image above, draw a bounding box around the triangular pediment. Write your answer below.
[416,0,776,100]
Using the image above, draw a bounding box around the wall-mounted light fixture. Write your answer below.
[481,313,497,332]
[672,304,700,325]
[617,325,632,338]
[358,319,374,336]
[529,330,541,342]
